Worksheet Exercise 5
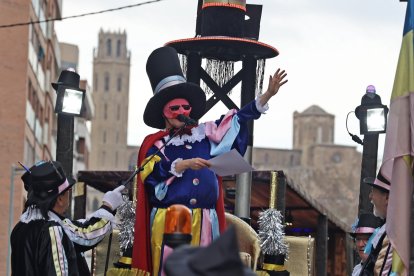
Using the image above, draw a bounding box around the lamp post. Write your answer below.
[53,68,85,218]
[354,85,388,215]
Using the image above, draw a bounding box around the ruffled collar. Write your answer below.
[20,207,63,223]
[164,123,206,146]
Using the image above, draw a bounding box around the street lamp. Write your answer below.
[52,68,85,218]
[53,69,85,116]
[355,85,389,135]
[354,85,388,215]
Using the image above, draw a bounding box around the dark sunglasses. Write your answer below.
[169,104,191,111]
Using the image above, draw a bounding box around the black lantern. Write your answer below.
[54,85,85,116]
[53,69,85,116]
[355,85,389,135]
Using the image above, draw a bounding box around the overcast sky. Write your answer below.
[55,0,407,156]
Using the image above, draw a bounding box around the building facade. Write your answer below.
[253,105,362,227]
[0,0,62,274]
[90,30,131,170]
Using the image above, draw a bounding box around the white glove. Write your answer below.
[103,185,125,210]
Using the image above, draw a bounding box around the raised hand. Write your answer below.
[267,68,288,96]
[259,68,288,106]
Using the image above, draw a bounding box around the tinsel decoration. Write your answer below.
[117,197,136,252]
[179,54,188,78]
[203,59,234,94]
[258,209,289,257]
[255,59,266,96]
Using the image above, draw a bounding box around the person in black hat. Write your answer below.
[10,160,125,276]
[164,226,256,276]
[359,166,393,276]
[350,213,383,276]
[132,46,287,275]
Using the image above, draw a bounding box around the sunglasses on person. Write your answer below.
[169,104,191,111]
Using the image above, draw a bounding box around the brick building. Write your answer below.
[0,0,63,274]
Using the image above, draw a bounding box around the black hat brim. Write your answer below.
[164,246,255,276]
[166,37,279,61]
[26,179,76,206]
[363,177,376,186]
[143,82,206,129]
[363,177,389,192]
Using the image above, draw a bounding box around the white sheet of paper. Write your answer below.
[208,149,254,176]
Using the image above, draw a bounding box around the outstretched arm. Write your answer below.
[258,68,288,106]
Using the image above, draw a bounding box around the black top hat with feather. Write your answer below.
[144,46,206,129]
[22,161,73,201]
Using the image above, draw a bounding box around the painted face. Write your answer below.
[163,98,192,119]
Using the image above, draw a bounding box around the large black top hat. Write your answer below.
[52,69,81,91]
[165,1,278,61]
[144,46,206,129]
[22,161,73,204]
[351,213,383,237]
[164,226,256,276]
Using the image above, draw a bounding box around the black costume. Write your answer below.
[10,159,121,276]
[11,206,115,276]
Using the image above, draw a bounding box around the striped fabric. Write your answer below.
[382,0,414,275]
[49,226,68,276]
[49,211,112,247]
[149,208,219,276]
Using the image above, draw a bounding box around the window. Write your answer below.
[104,103,107,119]
[317,126,322,143]
[115,151,118,167]
[331,152,342,163]
[106,38,112,56]
[94,73,98,91]
[116,39,121,57]
[116,104,120,120]
[104,73,110,92]
[116,132,119,143]
[117,76,122,92]
[103,131,106,143]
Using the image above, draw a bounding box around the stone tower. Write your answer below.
[293,105,335,166]
[90,30,131,170]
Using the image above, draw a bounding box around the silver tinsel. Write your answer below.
[203,59,234,95]
[255,59,266,96]
[258,209,289,256]
[117,198,136,252]
[179,54,188,78]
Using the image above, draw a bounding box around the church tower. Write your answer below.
[293,105,335,165]
[90,30,131,170]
